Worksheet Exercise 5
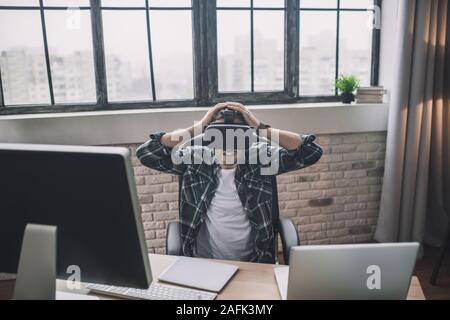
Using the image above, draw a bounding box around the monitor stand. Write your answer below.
[13,224,57,300]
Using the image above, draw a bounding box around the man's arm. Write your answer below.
[160,102,229,148]
[136,132,185,175]
[225,102,323,174]
[224,102,302,150]
[265,127,303,151]
[136,103,229,174]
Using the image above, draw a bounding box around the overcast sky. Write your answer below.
[0,0,374,64]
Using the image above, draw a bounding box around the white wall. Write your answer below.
[378,0,400,100]
[0,103,389,146]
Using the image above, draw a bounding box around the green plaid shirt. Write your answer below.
[137,132,322,263]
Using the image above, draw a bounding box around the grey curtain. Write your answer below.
[375,0,450,245]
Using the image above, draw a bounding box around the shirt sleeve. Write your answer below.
[255,134,323,176]
[136,131,186,175]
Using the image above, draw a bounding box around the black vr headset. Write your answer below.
[202,108,255,151]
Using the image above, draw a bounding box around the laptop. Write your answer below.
[274,243,420,300]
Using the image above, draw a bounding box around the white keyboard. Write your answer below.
[86,282,217,300]
[0,273,16,281]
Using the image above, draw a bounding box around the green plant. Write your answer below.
[335,75,359,94]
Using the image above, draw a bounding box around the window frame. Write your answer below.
[0,0,381,115]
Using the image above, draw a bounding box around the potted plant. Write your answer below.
[335,75,359,104]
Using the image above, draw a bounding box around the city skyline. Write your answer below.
[0,32,371,105]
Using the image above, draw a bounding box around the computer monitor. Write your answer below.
[0,143,152,289]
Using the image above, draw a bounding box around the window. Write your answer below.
[102,8,154,102]
[216,0,284,92]
[0,0,381,114]
[149,4,194,100]
[298,0,374,96]
[299,10,337,95]
[44,5,96,103]
[0,8,50,105]
[101,0,194,102]
[0,0,95,106]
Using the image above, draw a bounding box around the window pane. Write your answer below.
[339,12,372,86]
[101,0,145,7]
[253,0,284,8]
[150,10,194,100]
[43,0,90,6]
[149,0,191,7]
[0,10,50,105]
[44,10,96,103]
[217,10,251,92]
[340,0,373,9]
[300,0,337,9]
[299,11,336,95]
[0,0,38,5]
[217,0,250,8]
[254,10,284,91]
[102,11,153,102]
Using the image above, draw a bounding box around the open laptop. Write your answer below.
[274,243,419,300]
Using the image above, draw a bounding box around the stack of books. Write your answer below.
[356,86,386,104]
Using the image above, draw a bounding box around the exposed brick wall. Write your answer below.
[124,131,386,254]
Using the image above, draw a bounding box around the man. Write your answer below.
[137,102,322,263]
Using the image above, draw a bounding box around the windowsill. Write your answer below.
[0,102,385,119]
[0,102,389,145]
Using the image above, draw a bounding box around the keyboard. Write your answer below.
[0,273,16,281]
[86,282,217,300]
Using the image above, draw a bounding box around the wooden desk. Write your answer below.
[1,254,425,300]
[59,254,426,300]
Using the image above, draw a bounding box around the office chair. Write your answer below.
[430,221,450,285]
[166,174,300,265]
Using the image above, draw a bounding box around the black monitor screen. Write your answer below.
[0,145,151,289]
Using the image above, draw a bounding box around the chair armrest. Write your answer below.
[166,221,183,256]
[279,217,300,265]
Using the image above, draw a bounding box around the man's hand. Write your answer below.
[226,102,303,151]
[161,103,229,148]
[200,102,229,128]
[161,101,302,151]
[225,102,261,128]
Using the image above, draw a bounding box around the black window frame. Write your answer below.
[0,0,381,115]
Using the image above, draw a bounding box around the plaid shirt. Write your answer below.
[137,131,322,263]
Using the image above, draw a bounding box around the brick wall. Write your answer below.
[124,131,386,254]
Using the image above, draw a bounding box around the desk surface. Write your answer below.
[55,253,425,300]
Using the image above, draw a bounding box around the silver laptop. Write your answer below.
[274,243,419,300]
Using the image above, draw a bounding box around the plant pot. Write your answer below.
[341,92,355,104]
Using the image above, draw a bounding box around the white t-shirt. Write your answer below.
[194,168,255,261]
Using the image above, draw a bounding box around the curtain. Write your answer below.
[374,0,450,245]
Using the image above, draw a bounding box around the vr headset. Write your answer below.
[202,108,255,151]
